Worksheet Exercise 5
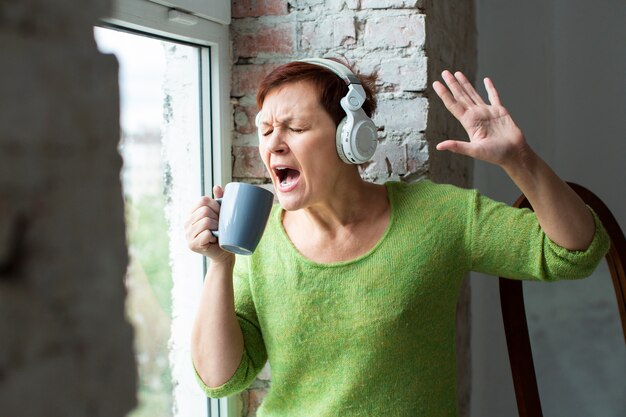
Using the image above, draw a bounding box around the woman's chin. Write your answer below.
[275,189,307,211]
[276,195,300,211]
[274,179,305,210]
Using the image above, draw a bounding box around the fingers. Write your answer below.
[483,77,502,106]
[433,80,466,120]
[432,80,453,106]
[189,196,212,213]
[213,185,224,199]
[188,198,220,224]
[455,71,485,105]
[187,185,223,219]
[435,70,488,105]
[186,218,218,252]
[436,139,476,158]
[184,186,231,257]
[185,194,221,247]
[191,228,217,249]
[441,70,475,105]
[188,216,218,240]
[434,70,486,120]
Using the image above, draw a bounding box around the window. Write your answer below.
[96,1,233,416]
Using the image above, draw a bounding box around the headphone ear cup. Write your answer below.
[336,112,377,164]
[352,118,378,162]
[335,117,351,164]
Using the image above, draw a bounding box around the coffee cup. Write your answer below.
[211,182,274,255]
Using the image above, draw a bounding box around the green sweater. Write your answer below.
[197,179,610,416]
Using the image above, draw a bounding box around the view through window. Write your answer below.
[94,26,204,417]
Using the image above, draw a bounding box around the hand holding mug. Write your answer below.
[185,185,233,264]
[185,182,274,261]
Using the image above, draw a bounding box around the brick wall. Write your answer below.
[229,0,475,416]
[231,0,430,185]
[0,1,136,415]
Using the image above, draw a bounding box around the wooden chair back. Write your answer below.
[498,182,626,417]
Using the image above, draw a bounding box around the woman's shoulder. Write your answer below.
[386,178,477,207]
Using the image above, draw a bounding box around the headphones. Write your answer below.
[256,58,378,164]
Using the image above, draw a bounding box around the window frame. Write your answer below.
[102,0,232,191]
[99,1,234,416]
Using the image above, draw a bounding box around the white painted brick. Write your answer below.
[374,95,428,132]
[380,56,428,91]
[291,0,326,7]
[333,16,356,47]
[361,0,421,8]
[233,132,260,147]
[363,13,425,49]
[325,0,348,12]
[345,0,360,9]
[405,137,429,172]
[234,109,249,127]
[301,19,333,50]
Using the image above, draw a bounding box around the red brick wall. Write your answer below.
[230,0,430,185]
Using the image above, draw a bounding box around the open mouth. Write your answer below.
[274,167,301,190]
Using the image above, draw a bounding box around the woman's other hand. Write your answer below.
[435,70,597,251]
[433,70,530,170]
[184,185,234,264]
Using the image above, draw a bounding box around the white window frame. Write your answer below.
[103,0,232,188]
[99,1,235,416]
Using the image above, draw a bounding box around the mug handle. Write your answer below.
[210,197,222,237]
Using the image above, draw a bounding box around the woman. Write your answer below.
[185,60,609,416]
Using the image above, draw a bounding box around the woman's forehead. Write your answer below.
[260,82,321,122]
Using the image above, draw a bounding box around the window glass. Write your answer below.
[94,26,204,417]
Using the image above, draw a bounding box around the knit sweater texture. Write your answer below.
[196,179,610,416]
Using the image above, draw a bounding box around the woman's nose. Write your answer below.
[265,130,288,154]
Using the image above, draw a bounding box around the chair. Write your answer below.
[498,182,626,417]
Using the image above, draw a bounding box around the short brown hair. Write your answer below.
[256,59,378,127]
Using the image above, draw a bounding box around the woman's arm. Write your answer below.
[191,259,244,388]
[185,187,244,388]
[500,146,595,251]
[433,70,595,251]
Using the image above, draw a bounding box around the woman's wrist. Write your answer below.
[500,140,540,180]
[208,254,236,271]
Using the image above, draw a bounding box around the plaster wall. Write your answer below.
[472,1,626,416]
[0,0,136,416]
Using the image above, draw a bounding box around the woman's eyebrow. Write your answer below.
[262,115,313,126]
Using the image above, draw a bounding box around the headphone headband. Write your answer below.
[298,58,362,86]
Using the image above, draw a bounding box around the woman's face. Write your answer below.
[258,81,347,211]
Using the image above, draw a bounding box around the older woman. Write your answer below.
[186,59,609,416]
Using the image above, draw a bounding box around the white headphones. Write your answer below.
[305,58,378,164]
[256,58,378,164]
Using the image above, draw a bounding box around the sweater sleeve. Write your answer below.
[195,255,268,398]
[466,189,610,281]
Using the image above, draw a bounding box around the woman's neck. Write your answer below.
[281,178,391,263]
[286,178,388,234]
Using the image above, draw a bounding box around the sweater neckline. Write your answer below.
[273,181,399,268]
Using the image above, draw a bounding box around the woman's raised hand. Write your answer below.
[184,185,234,264]
[433,70,529,169]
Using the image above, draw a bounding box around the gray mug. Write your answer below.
[211,182,274,255]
